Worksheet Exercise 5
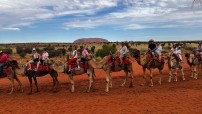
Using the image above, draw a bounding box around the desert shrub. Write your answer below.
[2,48,12,54]
[16,46,24,54]
[91,46,95,54]
[96,44,117,58]
[19,52,26,58]
[24,47,32,54]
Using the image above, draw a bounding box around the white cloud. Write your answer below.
[0,0,201,30]
[0,27,20,31]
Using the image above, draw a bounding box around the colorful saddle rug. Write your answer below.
[2,66,12,75]
[108,56,131,65]
[147,54,165,63]
[27,64,50,71]
[67,62,88,69]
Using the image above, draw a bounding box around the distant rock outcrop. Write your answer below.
[73,38,109,43]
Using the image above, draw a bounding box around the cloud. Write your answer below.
[0,0,201,30]
[0,27,20,31]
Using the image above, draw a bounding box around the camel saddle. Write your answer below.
[109,56,131,65]
[27,63,50,71]
[66,61,89,70]
[147,54,165,63]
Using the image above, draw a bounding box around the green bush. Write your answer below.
[2,48,12,54]
[19,52,26,58]
[96,44,117,58]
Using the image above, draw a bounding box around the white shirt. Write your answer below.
[155,45,162,53]
[42,52,49,60]
[119,46,128,55]
[171,47,181,55]
[72,50,78,58]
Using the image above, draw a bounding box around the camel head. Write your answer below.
[131,48,140,60]
[8,60,20,69]
[85,54,94,61]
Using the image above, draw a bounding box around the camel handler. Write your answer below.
[155,42,162,61]
[0,50,9,74]
[117,42,128,65]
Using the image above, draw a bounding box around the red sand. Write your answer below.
[0,56,202,114]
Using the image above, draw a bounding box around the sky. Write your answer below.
[0,0,202,43]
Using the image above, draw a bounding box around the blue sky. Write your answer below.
[0,0,202,43]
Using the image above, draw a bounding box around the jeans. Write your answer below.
[0,62,7,73]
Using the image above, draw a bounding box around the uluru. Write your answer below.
[73,38,109,43]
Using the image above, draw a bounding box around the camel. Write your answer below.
[0,60,23,94]
[56,54,99,93]
[185,52,200,79]
[23,60,59,95]
[132,49,164,87]
[88,52,134,92]
[167,53,186,82]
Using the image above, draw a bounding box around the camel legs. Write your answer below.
[174,68,178,82]
[159,70,162,85]
[33,77,39,93]
[181,68,186,81]
[14,74,23,93]
[8,76,14,94]
[141,67,146,86]
[190,66,194,78]
[68,75,75,92]
[109,74,112,88]
[28,76,33,95]
[87,71,94,93]
[193,66,198,79]
[168,68,172,82]
[121,72,128,87]
[105,71,110,92]
[50,71,59,92]
[149,68,154,87]
[129,71,134,88]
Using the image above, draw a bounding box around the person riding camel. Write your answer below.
[27,48,39,71]
[117,42,128,65]
[36,48,49,71]
[68,45,79,71]
[0,50,8,74]
[155,42,162,62]
[171,44,182,63]
[148,39,156,60]
[196,42,202,60]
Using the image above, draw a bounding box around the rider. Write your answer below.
[196,42,202,60]
[0,50,8,74]
[155,42,162,61]
[171,44,182,62]
[36,48,49,71]
[118,42,128,65]
[68,45,79,71]
[148,39,156,60]
[27,48,39,70]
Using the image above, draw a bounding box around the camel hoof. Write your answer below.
[9,92,13,95]
[120,84,125,87]
[168,80,171,83]
[159,82,161,85]
[140,83,145,86]
[105,89,109,93]
[183,78,186,81]
[149,85,153,87]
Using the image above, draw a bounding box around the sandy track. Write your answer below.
[0,58,202,114]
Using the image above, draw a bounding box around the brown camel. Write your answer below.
[132,49,164,87]
[23,61,59,95]
[185,52,200,79]
[167,53,186,82]
[55,54,97,93]
[89,53,134,92]
[0,60,23,94]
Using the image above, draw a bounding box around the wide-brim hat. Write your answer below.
[0,50,3,53]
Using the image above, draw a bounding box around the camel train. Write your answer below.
[0,42,201,94]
